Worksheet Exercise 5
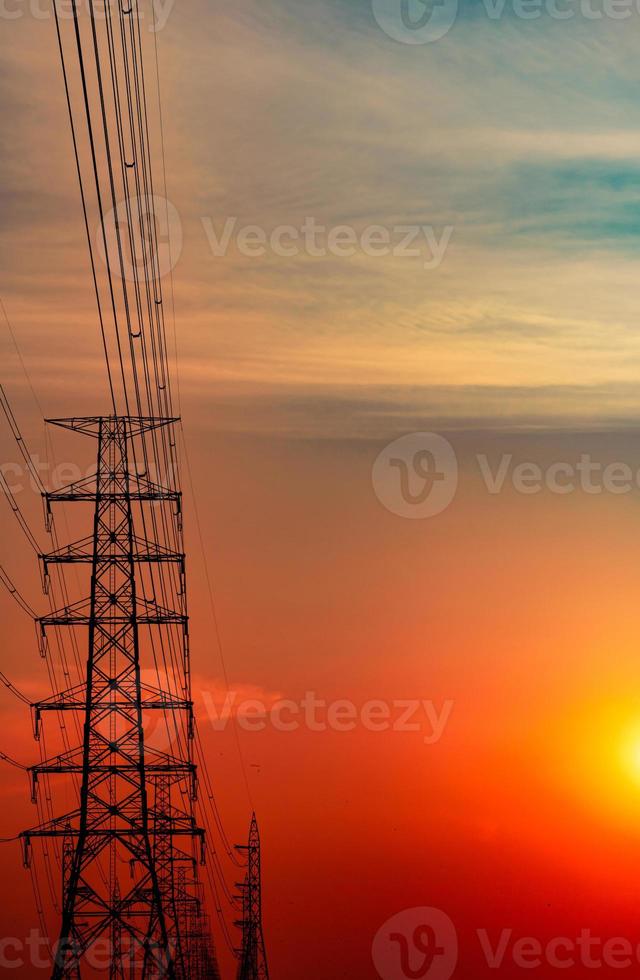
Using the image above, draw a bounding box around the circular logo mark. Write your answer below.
[372,0,458,44]
[372,432,458,519]
[97,193,182,283]
[372,907,458,980]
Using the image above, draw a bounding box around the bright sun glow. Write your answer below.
[620,723,640,786]
[554,708,640,834]
[626,745,640,781]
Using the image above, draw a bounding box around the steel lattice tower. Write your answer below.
[20,416,215,978]
[235,813,270,980]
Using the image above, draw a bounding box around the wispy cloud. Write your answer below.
[2,0,640,434]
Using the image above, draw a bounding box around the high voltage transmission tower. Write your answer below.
[21,416,217,977]
[235,814,270,980]
[0,0,274,974]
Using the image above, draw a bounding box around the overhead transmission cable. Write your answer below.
[49,1,240,964]
[52,0,118,415]
[0,563,37,619]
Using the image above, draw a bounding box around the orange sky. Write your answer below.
[4,1,640,978]
[3,427,640,976]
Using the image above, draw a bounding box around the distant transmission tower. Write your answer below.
[21,416,216,978]
[7,0,274,971]
[235,813,270,980]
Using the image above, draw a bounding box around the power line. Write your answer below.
[0,468,41,554]
[14,1,259,971]
[0,297,46,418]
[0,666,31,706]
[150,31,255,936]
[52,0,119,414]
[181,424,254,809]
[0,750,28,771]
[0,563,37,619]
[0,382,46,494]
[0,374,86,688]
[0,354,86,765]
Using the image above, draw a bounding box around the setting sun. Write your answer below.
[3,1,640,977]
[620,723,640,786]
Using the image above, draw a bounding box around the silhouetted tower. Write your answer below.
[235,813,270,980]
[20,416,213,978]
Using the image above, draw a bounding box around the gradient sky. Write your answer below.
[3,1,640,978]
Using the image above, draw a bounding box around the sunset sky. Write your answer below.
[3,0,640,977]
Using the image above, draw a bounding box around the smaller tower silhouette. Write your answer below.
[235,813,270,980]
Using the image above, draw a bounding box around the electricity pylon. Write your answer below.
[176,872,221,980]
[235,813,270,980]
[20,416,216,978]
